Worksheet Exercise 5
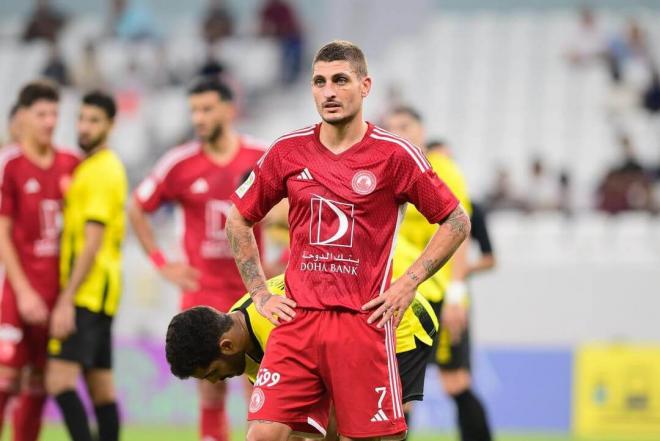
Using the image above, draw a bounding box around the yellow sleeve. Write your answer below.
[427,152,472,216]
[81,167,119,225]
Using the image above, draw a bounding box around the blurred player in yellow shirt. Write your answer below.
[384,107,493,441]
[46,91,127,441]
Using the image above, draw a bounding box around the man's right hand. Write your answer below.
[159,262,201,291]
[253,291,296,326]
[16,287,49,326]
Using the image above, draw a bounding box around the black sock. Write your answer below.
[55,390,93,441]
[452,389,493,441]
[94,402,120,441]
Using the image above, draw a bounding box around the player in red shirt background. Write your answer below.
[226,40,471,441]
[128,77,265,441]
[0,80,78,441]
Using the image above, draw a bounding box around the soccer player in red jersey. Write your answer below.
[226,40,471,441]
[0,81,78,441]
[128,77,265,441]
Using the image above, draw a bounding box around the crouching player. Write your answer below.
[164,275,438,439]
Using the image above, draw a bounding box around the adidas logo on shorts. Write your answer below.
[370,409,389,422]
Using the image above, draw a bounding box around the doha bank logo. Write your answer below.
[309,195,355,247]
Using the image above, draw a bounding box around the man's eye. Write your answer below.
[314,79,325,86]
[336,77,347,85]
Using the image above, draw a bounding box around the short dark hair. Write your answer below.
[313,40,368,78]
[82,90,117,120]
[8,102,21,121]
[17,80,59,108]
[426,138,448,151]
[188,77,234,102]
[165,306,234,379]
[388,105,423,123]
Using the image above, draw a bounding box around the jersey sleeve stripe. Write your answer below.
[257,130,314,167]
[0,145,21,183]
[372,127,431,168]
[369,133,429,172]
[152,142,200,180]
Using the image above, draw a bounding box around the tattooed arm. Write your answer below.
[226,205,296,326]
[362,204,471,327]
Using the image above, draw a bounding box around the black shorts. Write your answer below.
[428,301,471,371]
[48,307,113,370]
[397,337,433,403]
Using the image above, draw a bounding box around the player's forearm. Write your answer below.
[226,207,268,298]
[0,218,32,294]
[127,199,160,255]
[469,254,496,275]
[60,223,104,301]
[402,205,471,289]
[450,240,470,282]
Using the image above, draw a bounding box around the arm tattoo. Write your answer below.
[441,206,470,236]
[405,269,421,283]
[226,218,267,299]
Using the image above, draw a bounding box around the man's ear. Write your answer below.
[219,337,237,355]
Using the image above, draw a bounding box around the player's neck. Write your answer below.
[21,137,54,169]
[319,118,368,155]
[231,312,256,356]
[85,144,108,157]
[203,130,239,165]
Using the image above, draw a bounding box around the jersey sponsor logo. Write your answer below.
[35,199,62,257]
[352,170,376,195]
[202,200,233,258]
[249,387,266,413]
[309,195,354,248]
[24,178,41,194]
[297,168,314,180]
[235,171,255,198]
[190,177,209,194]
[254,368,281,387]
[370,387,389,422]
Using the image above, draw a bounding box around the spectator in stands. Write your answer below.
[42,45,71,87]
[525,157,561,212]
[202,0,234,46]
[642,66,660,114]
[73,41,106,91]
[607,19,653,91]
[22,0,67,44]
[564,6,607,67]
[596,134,655,213]
[109,0,159,41]
[259,0,304,84]
[558,169,574,216]
[484,167,525,212]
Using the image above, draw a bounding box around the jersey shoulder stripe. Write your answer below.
[257,125,315,167]
[369,131,430,172]
[372,127,430,168]
[0,145,22,181]
[152,141,201,180]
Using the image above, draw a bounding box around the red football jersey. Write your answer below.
[134,137,265,304]
[231,123,459,312]
[0,144,79,301]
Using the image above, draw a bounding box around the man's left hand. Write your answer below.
[362,280,416,328]
[50,297,76,340]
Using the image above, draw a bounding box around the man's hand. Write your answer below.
[159,262,201,291]
[16,287,48,326]
[362,279,416,328]
[50,298,76,340]
[441,303,467,343]
[253,291,296,326]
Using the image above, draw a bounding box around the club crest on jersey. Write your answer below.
[249,387,266,413]
[24,178,41,194]
[352,170,376,195]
